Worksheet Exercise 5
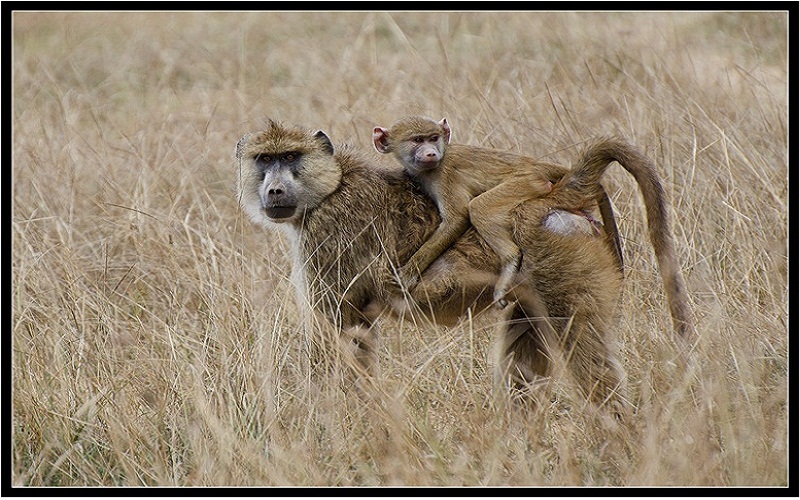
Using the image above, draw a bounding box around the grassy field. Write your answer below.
[11,11,789,488]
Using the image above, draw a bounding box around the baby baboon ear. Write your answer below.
[372,127,391,154]
[438,118,451,144]
[314,130,335,155]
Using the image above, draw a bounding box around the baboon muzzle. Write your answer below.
[261,180,298,220]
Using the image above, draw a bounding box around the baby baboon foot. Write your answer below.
[493,254,522,308]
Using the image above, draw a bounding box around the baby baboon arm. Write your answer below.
[401,213,472,287]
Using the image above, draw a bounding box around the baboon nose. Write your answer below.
[266,181,286,196]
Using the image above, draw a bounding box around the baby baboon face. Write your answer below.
[236,123,341,227]
[373,116,451,176]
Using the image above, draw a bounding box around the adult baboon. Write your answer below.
[235,120,690,408]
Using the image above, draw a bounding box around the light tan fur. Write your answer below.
[373,116,559,307]
[373,116,623,307]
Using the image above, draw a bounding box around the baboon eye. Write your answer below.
[430,135,439,142]
[412,137,424,143]
[257,154,272,162]
[282,152,297,162]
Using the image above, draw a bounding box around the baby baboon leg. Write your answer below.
[494,257,522,308]
[469,179,550,307]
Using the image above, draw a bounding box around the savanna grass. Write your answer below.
[12,11,788,487]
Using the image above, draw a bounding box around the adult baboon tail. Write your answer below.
[561,138,694,338]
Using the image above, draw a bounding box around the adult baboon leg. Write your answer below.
[559,319,626,412]
[493,321,550,393]
[492,290,554,400]
[338,321,383,399]
[341,322,380,379]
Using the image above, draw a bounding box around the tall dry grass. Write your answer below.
[11,11,789,487]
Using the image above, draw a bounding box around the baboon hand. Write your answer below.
[398,265,420,291]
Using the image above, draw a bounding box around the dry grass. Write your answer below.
[11,11,789,488]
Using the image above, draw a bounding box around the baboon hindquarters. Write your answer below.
[410,203,625,407]
[508,205,624,406]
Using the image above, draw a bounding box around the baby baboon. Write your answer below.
[236,120,690,409]
[373,116,620,307]
[372,116,556,307]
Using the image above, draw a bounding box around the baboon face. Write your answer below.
[373,116,451,176]
[236,122,341,227]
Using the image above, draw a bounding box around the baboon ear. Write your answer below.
[314,130,335,155]
[372,127,391,154]
[438,118,451,144]
[235,133,252,159]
